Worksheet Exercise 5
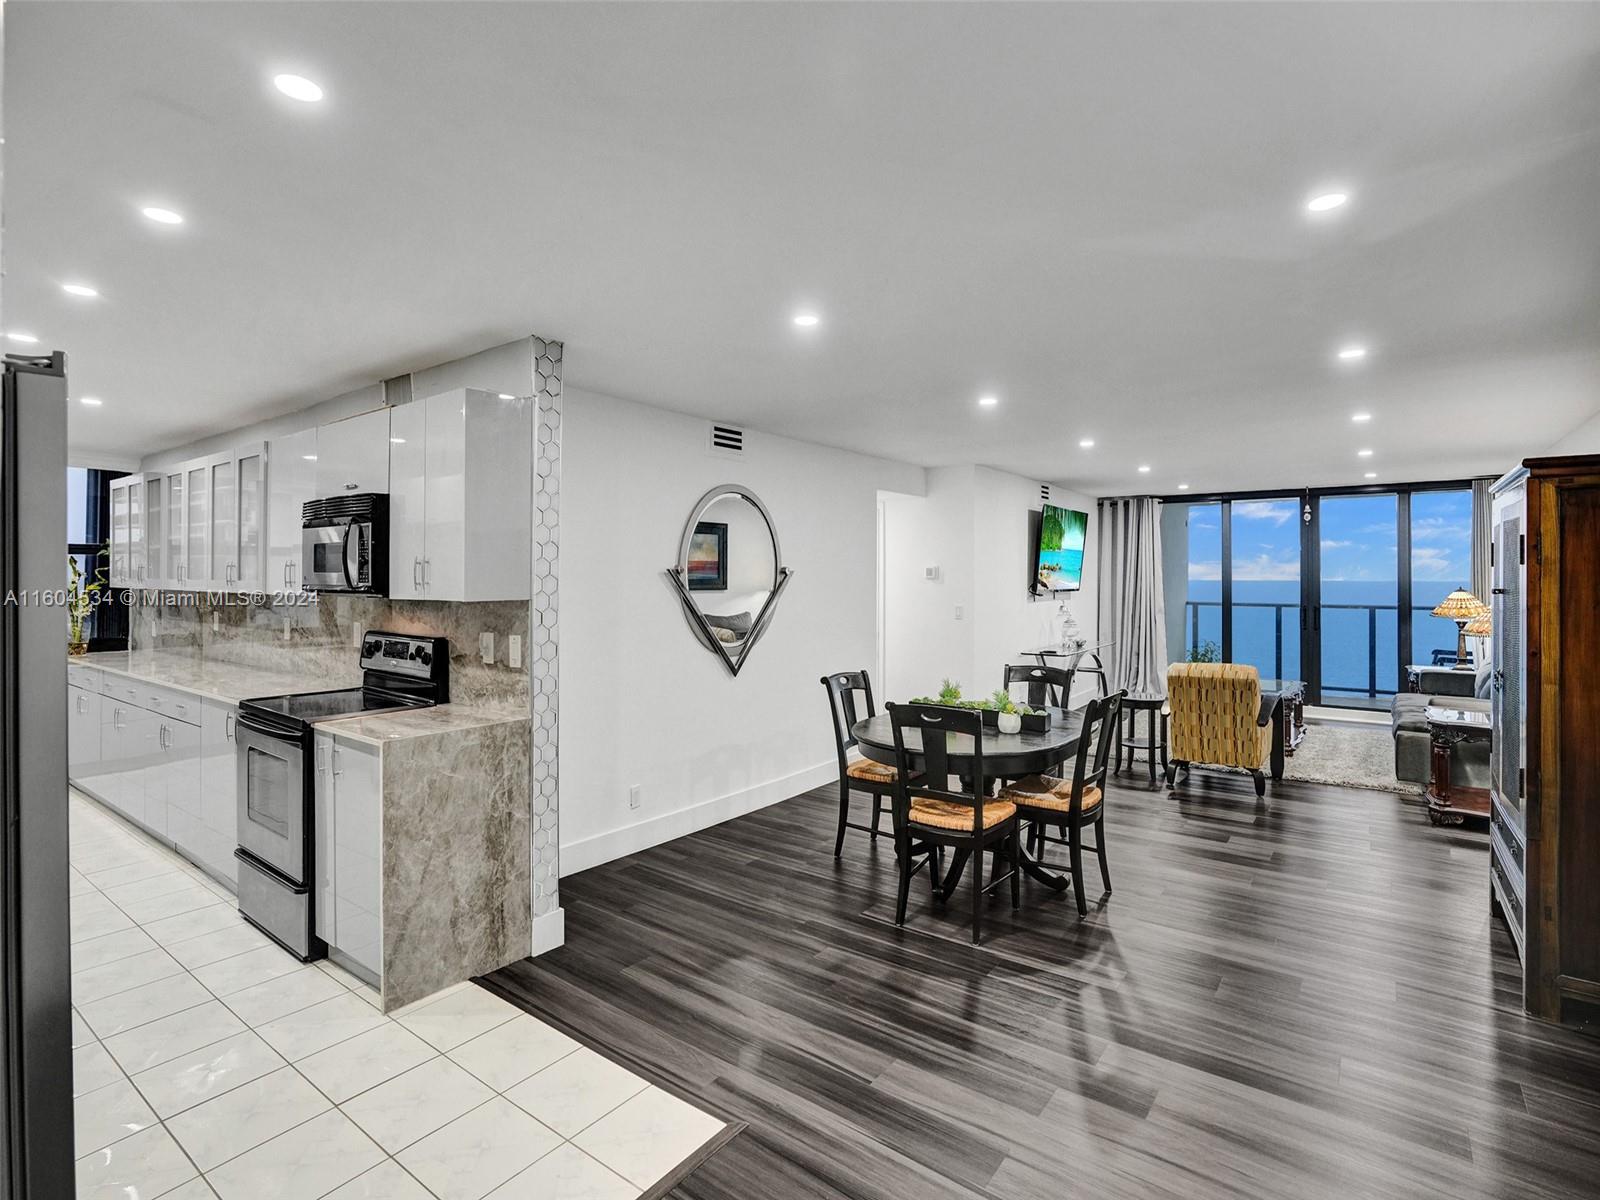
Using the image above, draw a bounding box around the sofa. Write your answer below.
[1391,665,1490,787]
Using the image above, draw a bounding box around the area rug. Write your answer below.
[1284,720,1416,793]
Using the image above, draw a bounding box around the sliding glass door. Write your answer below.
[1177,482,1478,710]
[1315,493,1399,707]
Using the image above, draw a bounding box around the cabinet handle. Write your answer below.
[423,559,430,587]
[175,702,187,715]
[225,713,235,741]
[113,707,124,731]
[316,744,327,774]
[332,746,343,777]
[344,482,358,490]
[413,557,422,587]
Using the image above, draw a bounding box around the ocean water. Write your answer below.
[1183,579,1470,697]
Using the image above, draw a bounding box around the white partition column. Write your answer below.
[530,336,565,953]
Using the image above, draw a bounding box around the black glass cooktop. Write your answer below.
[242,688,426,724]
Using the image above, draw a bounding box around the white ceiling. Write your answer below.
[8,2,1600,493]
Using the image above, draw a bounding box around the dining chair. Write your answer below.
[821,670,903,857]
[1002,662,1075,712]
[999,691,1124,917]
[885,702,1020,943]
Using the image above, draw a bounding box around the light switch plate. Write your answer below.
[629,785,641,810]
[480,631,495,665]
[954,604,965,620]
[508,634,522,669]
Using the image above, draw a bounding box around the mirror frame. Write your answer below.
[664,483,793,677]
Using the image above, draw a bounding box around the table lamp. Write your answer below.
[1432,588,1490,665]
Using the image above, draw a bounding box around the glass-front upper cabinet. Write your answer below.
[143,475,163,588]
[108,476,132,586]
[163,469,186,588]
[186,461,210,589]
[209,453,237,588]
[237,446,264,588]
[126,475,146,585]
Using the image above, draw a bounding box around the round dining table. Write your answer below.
[850,706,1086,894]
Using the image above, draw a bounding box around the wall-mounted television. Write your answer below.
[1032,503,1088,594]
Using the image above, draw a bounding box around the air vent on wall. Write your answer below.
[1040,483,1052,505]
[709,423,745,458]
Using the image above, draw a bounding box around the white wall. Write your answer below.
[1547,408,1600,456]
[559,385,924,873]
[880,465,1099,707]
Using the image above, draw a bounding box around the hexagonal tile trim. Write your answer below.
[530,335,563,924]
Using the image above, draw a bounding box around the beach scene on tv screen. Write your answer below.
[1038,505,1087,592]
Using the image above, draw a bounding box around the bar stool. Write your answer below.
[1115,692,1168,785]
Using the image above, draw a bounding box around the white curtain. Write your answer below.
[1097,497,1168,697]
[1471,478,1492,601]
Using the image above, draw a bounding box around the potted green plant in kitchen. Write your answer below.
[67,553,105,656]
[990,688,1024,735]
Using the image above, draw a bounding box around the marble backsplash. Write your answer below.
[129,592,530,711]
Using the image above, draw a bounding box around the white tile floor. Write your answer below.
[69,792,724,1199]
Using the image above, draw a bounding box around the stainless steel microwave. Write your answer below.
[302,493,389,595]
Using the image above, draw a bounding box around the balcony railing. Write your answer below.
[1183,600,1458,700]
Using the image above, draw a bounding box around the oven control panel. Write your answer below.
[359,632,447,681]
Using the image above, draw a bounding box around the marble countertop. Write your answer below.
[70,651,526,743]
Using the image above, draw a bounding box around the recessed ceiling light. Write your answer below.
[1178,483,1190,490]
[78,396,103,407]
[1137,465,1152,473]
[302,454,318,461]
[140,206,184,225]
[62,283,99,298]
[1364,472,1378,479]
[1337,344,1369,362]
[497,393,515,400]
[978,394,998,407]
[273,73,324,103]
[1078,438,1095,449]
[1306,190,1350,214]
[4,331,39,344]
[1357,448,1374,457]
[792,312,820,328]
[390,437,406,444]
[1351,412,1372,423]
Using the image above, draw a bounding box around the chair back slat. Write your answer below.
[1061,691,1124,815]
[1003,663,1075,711]
[820,670,876,771]
[885,702,989,836]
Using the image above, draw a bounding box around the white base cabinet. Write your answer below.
[69,667,236,891]
[313,730,382,980]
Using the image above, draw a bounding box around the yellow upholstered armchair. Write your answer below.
[1165,662,1274,798]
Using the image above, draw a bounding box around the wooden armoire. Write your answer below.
[1491,453,1600,1029]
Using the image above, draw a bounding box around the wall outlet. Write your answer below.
[282,616,292,642]
[925,565,941,581]
[211,612,220,632]
[508,634,522,669]
[352,622,362,649]
[954,604,965,620]
[628,784,641,811]
[480,632,495,665]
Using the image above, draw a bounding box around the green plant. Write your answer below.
[937,678,963,705]
[67,554,106,646]
[1187,639,1221,664]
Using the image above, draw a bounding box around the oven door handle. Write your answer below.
[236,710,304,744]
[341,518,357,591]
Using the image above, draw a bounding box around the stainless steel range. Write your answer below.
[234,632,448,958]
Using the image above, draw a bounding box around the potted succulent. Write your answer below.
[991,688,1023,734]
[906,680,1052,733]
[67,554,105,656]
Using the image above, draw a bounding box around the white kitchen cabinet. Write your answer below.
[109,476,132,586]
[197,700,240,886]
[68,685,102,779]
[387,400,427,599]
[387,388,531,601]
[154,718,200,851]
[206,451,237,590]
[127,474,146,585]
[267,428,317,593]
[236,444,265,590]
[185,459,211,590]
[316,408,390,498]
[143,474,164,587]
[99,700,159,831]
[161,468,187,588]
[313,730,381,980]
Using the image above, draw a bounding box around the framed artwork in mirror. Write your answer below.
[687,521,727,591]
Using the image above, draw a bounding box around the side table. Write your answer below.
[1424,704,1492,825]
[1115,693,1168,785]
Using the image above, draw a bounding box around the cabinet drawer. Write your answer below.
[100,674,144,705]
[67,663,101,690]
[142,683,200,725]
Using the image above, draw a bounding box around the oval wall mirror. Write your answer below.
[665,484,793,676]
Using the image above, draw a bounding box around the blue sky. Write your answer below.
[1187,491,1471,586]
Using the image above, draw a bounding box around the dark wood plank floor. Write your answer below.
[485,768,1600,1200]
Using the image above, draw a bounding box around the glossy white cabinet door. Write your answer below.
[68,685,102,778]
[127,476,146,585]
[331,737,382,978]
[422,391,466,599]
[207,452,237,590]
[266,428,317,593]
[163,470,186,588]
[161,718,200,859]
[143,475,163,588]
[197,700,239,886]
[185,461,211,590]
[316,407,390,497]
[387,401,427,599]
[236,446,265,589]
[108,477,131,586]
